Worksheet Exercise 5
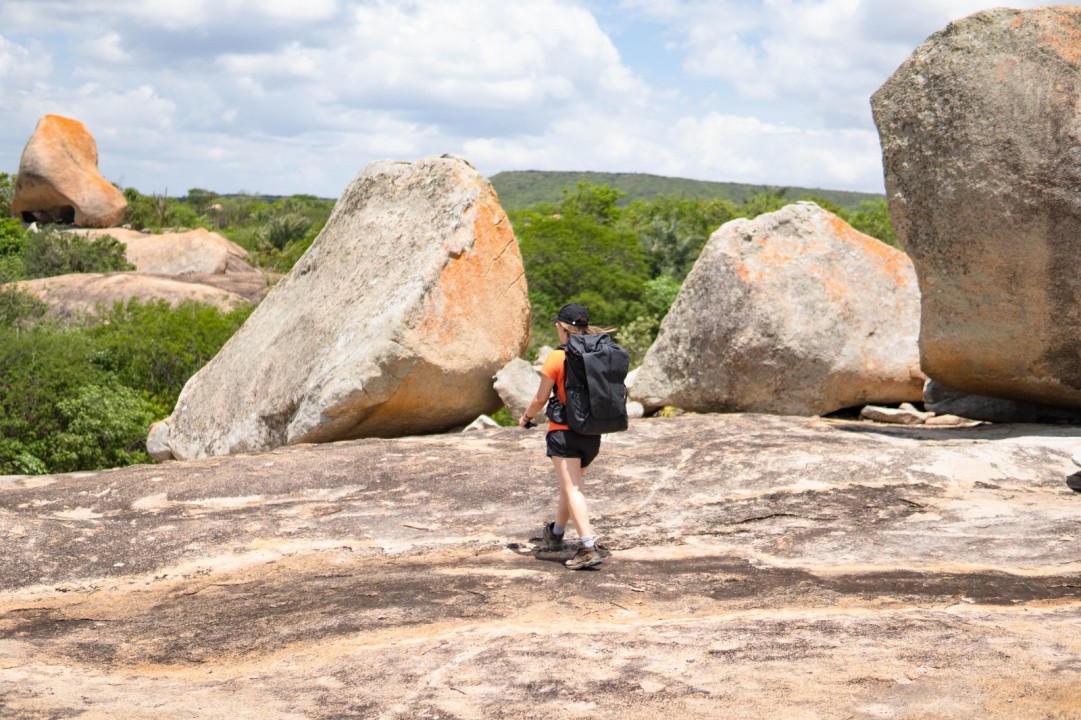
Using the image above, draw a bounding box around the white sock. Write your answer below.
[580,536,595,548]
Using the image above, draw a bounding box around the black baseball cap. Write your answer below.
[551,302,590,327]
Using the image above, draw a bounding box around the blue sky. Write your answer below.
[0,0,1072,198]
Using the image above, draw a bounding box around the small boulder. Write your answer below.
[631,202,924,416]
[872,6,1081,408]
[860,404,932,425]
[146,420,174,461]
[11,115,127,228]
[462,415,500,432]
[72,228,255,275]
[494,358,546,422]
[153,156,530,460]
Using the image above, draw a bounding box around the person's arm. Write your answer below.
[518,374,556,428]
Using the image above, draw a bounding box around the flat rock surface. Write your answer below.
[1,413,1080,718]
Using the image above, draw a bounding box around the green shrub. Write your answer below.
[0,286,46,326]
[0,299,253,474]
[0,322,104,473]
[87,299,254,414]
[22,229,133,279]
[514,211,649,348]
[0,173,15,219]
[51,384,155,471]
[259,213,310,250]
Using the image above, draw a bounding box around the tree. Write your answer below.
[619,196,738,279]
[847,199,899,249]
[559,182,624,226]
[514,210,648,347]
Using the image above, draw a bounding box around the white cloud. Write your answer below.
[4,0,1078,198]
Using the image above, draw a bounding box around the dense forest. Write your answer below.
[0,171,897,474]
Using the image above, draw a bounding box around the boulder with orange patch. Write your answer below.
[631,202,924,415]
[872,6,1081,409]
[152,155,530,460]
[11,115,127,228]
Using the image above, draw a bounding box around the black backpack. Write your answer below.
[557,333,630,435]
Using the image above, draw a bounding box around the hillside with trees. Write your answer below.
[0,171,898,475]
[491,170,885,212]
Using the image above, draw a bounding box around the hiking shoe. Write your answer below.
[565,546,602,570]
[1067,472,1081,493]
[542,522,564,551]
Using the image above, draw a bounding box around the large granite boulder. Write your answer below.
[152,155,530,460]
[631,202,924,415]
[73,228,256,275]
[872,6,1081,409]
[10,115,127,228]
[9,272,250,320]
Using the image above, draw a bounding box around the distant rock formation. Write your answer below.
[11,272,250,320]
[11,115,127,228]
[631,202,924,415]
[152,155,530,460]
[72,228,256,275]
[872,6,1081,409]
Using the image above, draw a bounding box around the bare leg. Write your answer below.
[551,456,592,539]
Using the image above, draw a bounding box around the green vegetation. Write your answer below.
[491,170,885,213]
[120,188,335,274]
[0,298,253,474]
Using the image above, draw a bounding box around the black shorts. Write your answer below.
[546,430,601,468]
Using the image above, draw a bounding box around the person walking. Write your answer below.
[518,302,612,570]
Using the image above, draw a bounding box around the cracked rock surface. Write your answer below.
[1,413,1079,718]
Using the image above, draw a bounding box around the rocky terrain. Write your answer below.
[2,413,1079,718]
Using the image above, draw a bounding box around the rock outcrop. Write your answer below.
[152,155,530,460]
[10,115,127,228]
[72,228,256,275]
[10,272,250,319]
[872,6,1081,409]
[631,202,924,415]
[2,413,1080,718]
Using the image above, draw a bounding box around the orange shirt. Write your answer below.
[540,348,569,432]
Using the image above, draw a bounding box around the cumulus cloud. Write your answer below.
[1,0,1075,196]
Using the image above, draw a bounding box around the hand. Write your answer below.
[518,414,535,429]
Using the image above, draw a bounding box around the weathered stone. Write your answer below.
[860,404,931,425]
[72,228,256,275]
[494,357,546,421]
[923,413,972,427]
[145,419,173,461]
[11,115,127,228]
[10,272,250,320]
[924,378,1081,424]
[153,156,530,459]
[631,202,924,415]
[462,414,500,432]
[2,413,1080,718]
[872,6,1081,408]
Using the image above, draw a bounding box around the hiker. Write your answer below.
[518,302,616,570]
